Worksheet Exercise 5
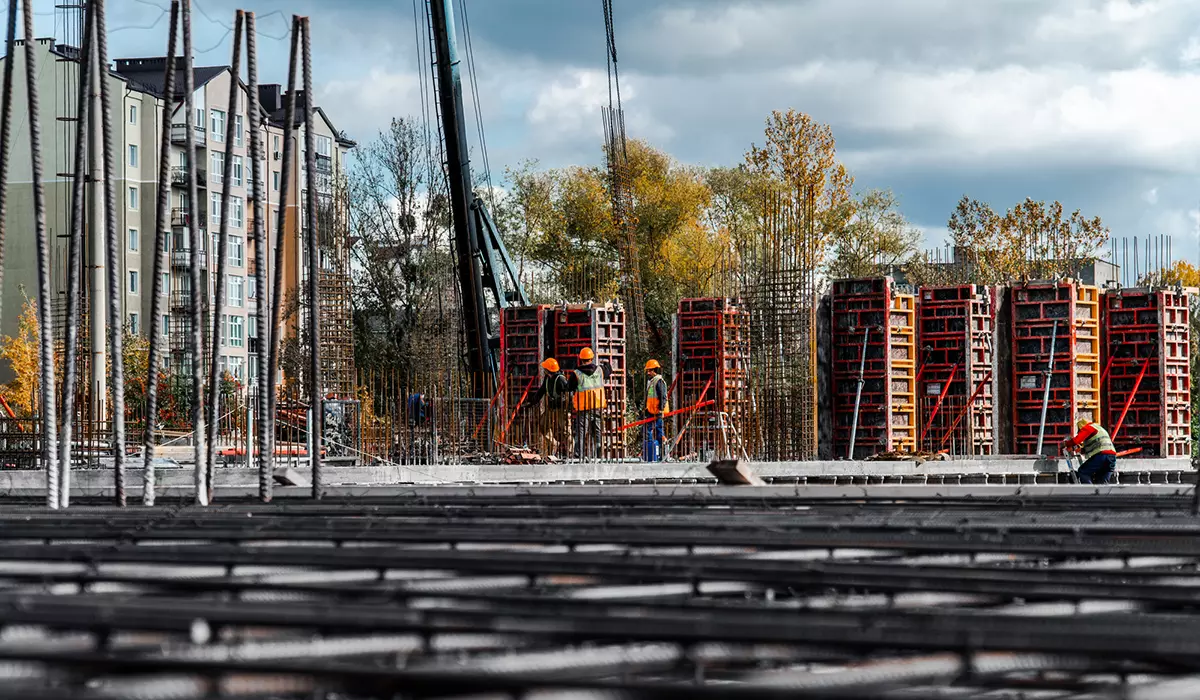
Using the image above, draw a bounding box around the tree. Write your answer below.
[0,295,40,416]
[944,196,1109,284]
[1142,260,1200,287]
[347,117,455,379]
[826,189,921,279]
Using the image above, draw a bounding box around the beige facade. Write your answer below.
[0,39,351,391]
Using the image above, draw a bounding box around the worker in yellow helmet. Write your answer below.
[643,359,670,462]
[567,346,611,460]
[1061,417,1117,484]
[524,357,570,457]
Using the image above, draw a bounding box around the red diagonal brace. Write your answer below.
[1112,355,1152,440]
[919,362,960,446]
[940,370,993,449]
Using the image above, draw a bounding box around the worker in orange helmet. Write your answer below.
[1061,417,1117,484]
[643,359,670,462]
[524,357,571,458]
[567,346,612,460]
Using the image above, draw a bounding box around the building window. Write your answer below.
[249,355,258,385]
[231,198,244,228]
[273,134,280,151]
[230,317,244,348]
[128,313,139,334]
[229,236,244,266]
[128,186,138,210]
[316,134,332,157]
[235,115,244,147]
[127,227,138,252]
[229,356,245,381]
[247,276,256,300]
[211,151,224,183]
[161,272,170,295]
[210,193,222,226]
[272,171,280,192]
[211,109,225,141]
[195,107,204,129]
[248,314,257,339]
[161,314,170,336]
[228,275,244,307]
[232,155,243,187]
[129,104,137,125]
[129,270,139,294]
[128,144,138,167]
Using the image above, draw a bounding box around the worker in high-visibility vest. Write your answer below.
[568,347,611,460]
[643,359,669,462]
[524,357,571,458]
[1062,418,1118,484]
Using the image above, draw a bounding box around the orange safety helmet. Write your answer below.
[645,359,661,371]
[540,358,560,373]
[578,347,595,362]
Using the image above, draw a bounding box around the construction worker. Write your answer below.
[1062,418,1118,484]
[643,359,669,462]
[568,347,611,460]
[525,358,571,457]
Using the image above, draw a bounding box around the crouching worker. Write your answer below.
[1062,418,1117,484]
[525,358,571,458]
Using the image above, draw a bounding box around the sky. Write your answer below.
[14,0,1200,265]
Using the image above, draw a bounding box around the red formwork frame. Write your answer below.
[552,302,627,459]
[1010,282,1100,455]
[916,285,996,455]
[1102,289,1191,457]
[672,298,750,460]
[499,305,553,446]
[831,278,917,459]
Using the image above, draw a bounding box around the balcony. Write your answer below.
[170,123,206,146]
[315,153,332,175]
[170,250,206,269]
[170,166,208,188]
[171,207,207,229]
[169,291,193,311]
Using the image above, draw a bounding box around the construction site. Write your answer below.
[0,0,1198,697]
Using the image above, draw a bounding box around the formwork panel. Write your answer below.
[1102,289,1191,457]
[1010,281,1101,455]
[673,298,750,460]
[831,277,917,458]
[917,285,996,455]
[499,305,553,449]
[553,302,628,459]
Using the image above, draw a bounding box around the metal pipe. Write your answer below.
[300,17,323,499]
[181,0,209,505]
[244,11,271,500]
[847,327,870,460]
[265,20,301,503]
[142,0,181,507]
[205,11,243,498]
[1034,320,1058,457]
[59,2,96,509]
[23,0,59,508]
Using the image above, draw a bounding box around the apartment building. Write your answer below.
[0,38,353,393]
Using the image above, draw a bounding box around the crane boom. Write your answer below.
[428,0,526,396]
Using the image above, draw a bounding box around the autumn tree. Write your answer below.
[944,196,1109,284]
[0,296,40,416]
[826,189,921,279]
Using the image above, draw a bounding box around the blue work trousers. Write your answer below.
[1077,453,1116,484]
[643,416,664,462]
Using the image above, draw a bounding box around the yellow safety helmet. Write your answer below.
[578,347,595,362]
[541,358,560,373]
[1077,418,1091,430]
[645,359,661,371]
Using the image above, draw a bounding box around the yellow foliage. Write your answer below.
[1147,260,1200,288]
[0,296,40,416]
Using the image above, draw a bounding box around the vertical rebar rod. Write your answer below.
[0,0,17,335]
[23,0,60,508]
[95,0,127,506]
[206,10,242,495]
[142,0,180,506]
[266,19,301,503]
[301,17,323,498]
[1035,320,1059,457]
[182,0,208,505]
[847,327,870,461]
[59,1,95,508]
[244,12,271,500]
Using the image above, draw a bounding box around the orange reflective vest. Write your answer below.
[572,369,607,411]
[645,374,669,415]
